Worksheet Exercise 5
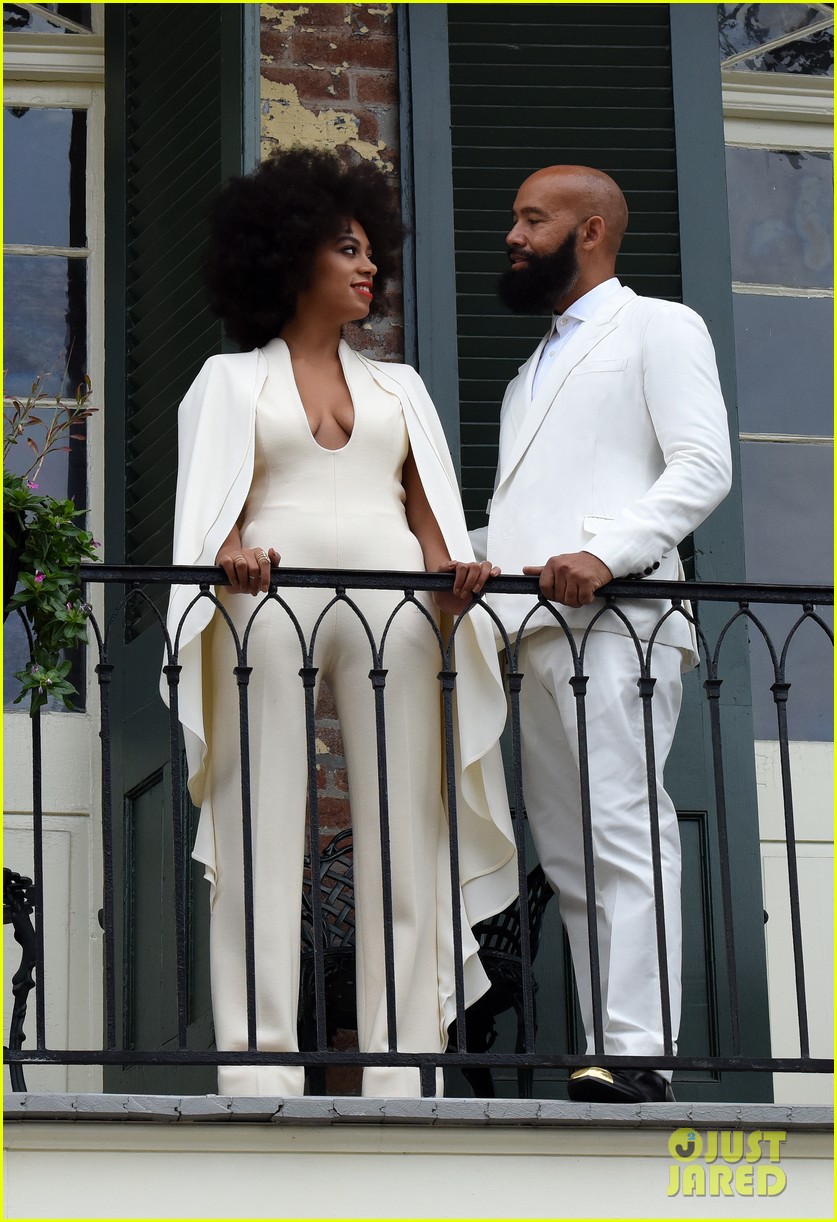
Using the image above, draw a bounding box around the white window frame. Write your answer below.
[722,68,834,151]
[3,76,106,706]
[721,68,834,335]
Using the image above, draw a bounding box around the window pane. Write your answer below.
[741,439,833,584]
[733,294,834,436]
[4,610,88,713]
[3,4,91,33]
[3,413,89,716]
[3,354,90,716]
[3,254,87,397]
[3,107,86,247]
[726,147,833,289]
[740,438,834,740]
[719,3,834,75]
[746,602,834,739]
[3,404,86,498]
[729,33,834,74]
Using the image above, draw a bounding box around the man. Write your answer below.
[482,166,732,1103]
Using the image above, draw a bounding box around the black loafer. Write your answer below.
[567,1066,675,1103]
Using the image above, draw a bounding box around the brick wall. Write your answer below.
[260,4,404,848]
[260,2,403,362]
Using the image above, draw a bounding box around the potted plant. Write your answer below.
[3,371,99,714]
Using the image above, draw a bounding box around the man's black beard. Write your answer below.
[497,228,580,314]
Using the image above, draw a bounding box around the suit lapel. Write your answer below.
[497,334,548,473]
[496,285,635,492]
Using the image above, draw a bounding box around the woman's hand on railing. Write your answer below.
[216,546,281,595]
[433,559,500,614]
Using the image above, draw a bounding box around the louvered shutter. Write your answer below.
[102,3,246,1093]
[447,3,681,524]
[106,3,244,634]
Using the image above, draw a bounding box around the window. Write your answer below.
[719,3,834,75]
[726,146,832,289]
[3,4,92,35]
[4,105,89,397]
[719,4,834,741]
[3,5,103,710]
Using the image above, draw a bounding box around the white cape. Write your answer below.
[161,341,518,1028]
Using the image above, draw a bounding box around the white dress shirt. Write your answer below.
[531,276,622,398]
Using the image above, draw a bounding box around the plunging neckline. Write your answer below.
[277,338,356,454]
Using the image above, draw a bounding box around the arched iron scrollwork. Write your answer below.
[3,563,833,1092]
[3,868,37,1093]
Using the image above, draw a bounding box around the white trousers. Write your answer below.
[516,628,683,1070]
[206,591,447,1098]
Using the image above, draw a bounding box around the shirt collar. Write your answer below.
[549,276,622,334]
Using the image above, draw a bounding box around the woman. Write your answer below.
[162,148,516,1097]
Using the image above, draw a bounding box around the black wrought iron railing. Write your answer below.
[4,566,833,1096]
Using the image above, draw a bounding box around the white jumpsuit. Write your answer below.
[205,338,450,1096]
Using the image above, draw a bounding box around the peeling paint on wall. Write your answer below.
[260,79,393,169]
[305,61,349,76]
[259,1,402,362]
[262,4,309,31]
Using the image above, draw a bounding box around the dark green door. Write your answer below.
[102,3,249,1094]
[407,2,770,1100]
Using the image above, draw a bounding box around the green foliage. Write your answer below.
[3,371,99,714]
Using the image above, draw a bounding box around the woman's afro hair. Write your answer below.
[203,146,403,351]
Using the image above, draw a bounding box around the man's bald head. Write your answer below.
[502,165,629,313]
[520,165,629,256]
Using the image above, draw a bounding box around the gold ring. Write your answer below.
[255,550,268,563]
[233,554,246,564]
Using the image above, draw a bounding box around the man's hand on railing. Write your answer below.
[523,552,613,608]
[434,559,500,614]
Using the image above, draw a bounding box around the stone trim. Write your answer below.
[5,1093,832,1129]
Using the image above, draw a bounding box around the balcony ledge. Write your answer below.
[7,1095,832,1219]
[5,1092,832,1130]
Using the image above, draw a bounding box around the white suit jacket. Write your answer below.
[161,342,518,941]
[484,285,733,663]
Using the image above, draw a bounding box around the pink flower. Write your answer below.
[92,539,101,548]
[34,571,45,584]
[27,481,38,490]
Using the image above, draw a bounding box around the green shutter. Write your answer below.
[103,2,246,1093]
[106,3,244,633]
[447,2,681,524]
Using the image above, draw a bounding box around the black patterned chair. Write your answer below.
[448,862,554,1098]
[298,829,357,1092]
[298,831,554,1097]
